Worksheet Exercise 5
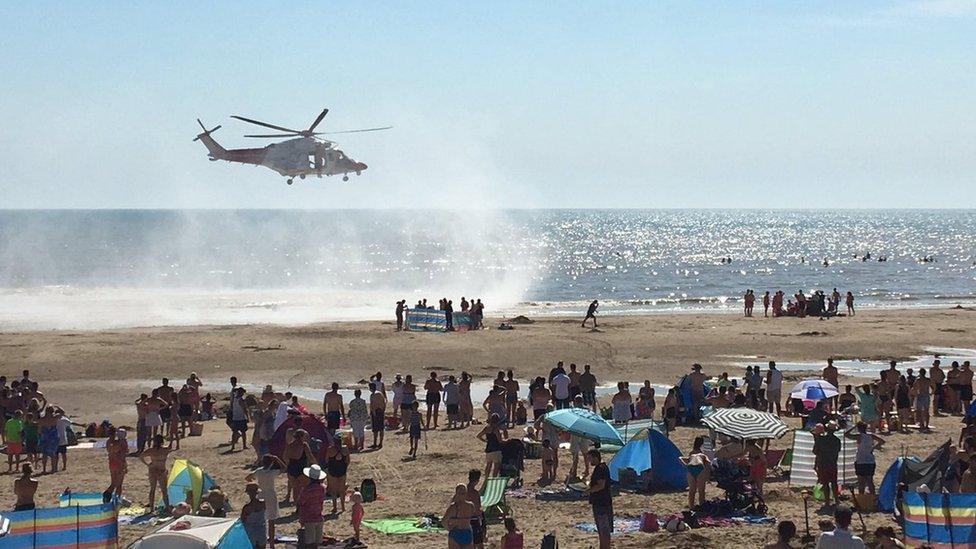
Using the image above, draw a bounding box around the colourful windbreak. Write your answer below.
[1,501,118,549]
[904,491,976,548]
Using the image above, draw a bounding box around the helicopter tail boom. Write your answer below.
[194,119,228,160]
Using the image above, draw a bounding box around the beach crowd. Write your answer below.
[5,348,975,548]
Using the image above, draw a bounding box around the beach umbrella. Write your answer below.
[789,379,838,401]
[543,407,625,446]
[701,407,789,440]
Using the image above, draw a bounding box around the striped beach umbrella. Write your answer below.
[701,407,789,440]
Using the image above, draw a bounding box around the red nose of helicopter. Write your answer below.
[355,162,367,171]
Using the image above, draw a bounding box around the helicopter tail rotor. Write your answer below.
[193,119,222,141]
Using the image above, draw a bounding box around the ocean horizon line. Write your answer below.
[2,207,976,213]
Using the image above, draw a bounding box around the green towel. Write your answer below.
[362,518,442,535]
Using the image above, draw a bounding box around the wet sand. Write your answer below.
[0,307,974,547]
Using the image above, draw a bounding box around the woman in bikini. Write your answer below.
[141,434,173,509]
[400,375,417,433]
[324,438,350,514]
[444,483,477,549]
[104,429,128,501]
[680,435,710,509]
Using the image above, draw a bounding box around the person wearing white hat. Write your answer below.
[298,464,326,548]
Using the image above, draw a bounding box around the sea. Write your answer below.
[0,209,974,329]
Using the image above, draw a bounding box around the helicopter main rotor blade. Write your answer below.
[244,133,303,138]
[306,108,330,133]
[231,115,301,134]
[322,126,393,135]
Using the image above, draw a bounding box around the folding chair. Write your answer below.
[480,476,511,523]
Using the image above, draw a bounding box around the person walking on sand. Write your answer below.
[763,291,771,317]
[407,401,422,459]
[582,300,599,328]
[846,291,855,316]
[744,289,755,317]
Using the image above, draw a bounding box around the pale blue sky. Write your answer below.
[1,1,974,209]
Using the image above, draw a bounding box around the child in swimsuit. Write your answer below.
[541,439,556,483]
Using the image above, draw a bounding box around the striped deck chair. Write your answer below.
[480,477,511,523]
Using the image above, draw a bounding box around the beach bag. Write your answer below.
[640,512,659,532]
[541,533,558,549]
[360,478,377,503]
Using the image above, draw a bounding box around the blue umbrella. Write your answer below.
[789,379,839,401]
[543,407,625,446]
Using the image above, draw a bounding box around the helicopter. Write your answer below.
[194,108,390,184]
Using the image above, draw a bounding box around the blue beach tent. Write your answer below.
[608,428,687,490]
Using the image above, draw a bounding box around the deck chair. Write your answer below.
[765,449,787,476]
[480,476,511,523]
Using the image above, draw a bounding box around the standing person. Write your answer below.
[229,388,250,451]
[325,438,350,515]
[763,291,771,317]
[241,482,268,549]
[681,436,711,508]
[845,422,885,495]
[530,381,552,421]
[140,434,172,510]
[551,369,571,410]
[424,372,444,429]
[395,299,406,332]
[145,390,166,438]
[323,383,346,434]
[298,464,326,549]
[689,364,708,415]
[812,423,841,508]
[13,463,38,511]
[284,430,315,506]
[744,289,755,317]
[846,291,855,316]
[347,389,369,452]
[581,300,599,328]
[6,410,24,473]
[816,505,865,548]
[369,382,387,448]
[856,384,880,433]
[391,374,404,421]
[504,371,519,426]
[931,360,946,416]
[134,394,149,455]
[823,359,840,408]
[912,369,933,430]
[477,414,505,479]
[444,376,461,429]
[586,449,613,549]
[400,375,417,433]
[766,362,783,416]
[407,401,422,459]
[444,484,477,549]
[459,373,474,428]
[54,408,75,472]
[611,382,633,423]
[104,429,128,501]
[580,365,598,413]
[350,491,364,542]
[962,361,975,407]
[248,454,284,547]
[445,299,454,331]
[466,469,486,549]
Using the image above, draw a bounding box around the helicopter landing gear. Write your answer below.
[299,174,306,180]
[343,175,349,182]
[286,178,293,185]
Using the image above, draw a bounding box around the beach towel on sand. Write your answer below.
[362,517,442,534]
[575,517,641,534]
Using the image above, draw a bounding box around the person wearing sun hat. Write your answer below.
[298,464,326,548]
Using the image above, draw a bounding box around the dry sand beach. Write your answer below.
[2,307,975,547]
